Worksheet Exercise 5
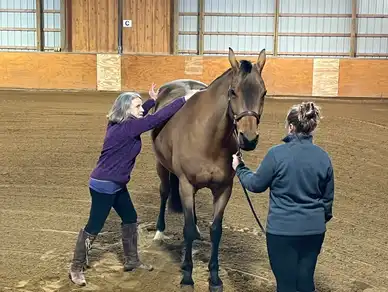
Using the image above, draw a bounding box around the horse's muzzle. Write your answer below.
[238,132,259,151]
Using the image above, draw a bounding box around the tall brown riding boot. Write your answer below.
[122,223,153,272]
[68,228,96,286]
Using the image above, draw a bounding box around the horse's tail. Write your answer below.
[167,172,183,213]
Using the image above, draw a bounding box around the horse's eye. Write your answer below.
[230,89,236,96]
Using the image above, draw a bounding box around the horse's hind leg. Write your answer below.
[208,184,232,292]
[168,171,182,212]
[179,177,200,287]
[153,161,171,241]
[193,198,201,238]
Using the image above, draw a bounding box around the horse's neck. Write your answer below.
[204,72,235,145]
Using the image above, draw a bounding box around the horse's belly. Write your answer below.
[153,133,174,171]
[152,122,234,185]
[182,159,233,188]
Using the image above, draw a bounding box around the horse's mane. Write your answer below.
[208,59,253,87]
[152,59,254,111]
[208,68,232,86]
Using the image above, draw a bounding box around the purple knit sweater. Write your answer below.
[90,97,186,185]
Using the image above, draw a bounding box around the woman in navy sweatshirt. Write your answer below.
[232,101,334,292]
[69,84,194,286]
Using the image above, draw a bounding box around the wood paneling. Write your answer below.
[0,52,96,90]
[1,52,387,99]
[262,58,313,96]
[184,56,204,75]
[97,54,121,91]
[338,59,388,98]
[122,0,172,54]
[312,59,339,97]
[71,0,118,53]
[122,55,186,90]
[121,55,314,97]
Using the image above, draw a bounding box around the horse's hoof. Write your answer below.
[180,283,194,292]
[209,284,223,292]
[180,281,194,291]
[180,276,194,287]
[180,285,194,292]
[180,279,194,286]
[208,277,223,292]
[153,230,170,241]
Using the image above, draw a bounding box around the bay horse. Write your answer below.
[150,47,267,291]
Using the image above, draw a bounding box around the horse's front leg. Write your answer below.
[208,184,232,292]
[179,177,200,287]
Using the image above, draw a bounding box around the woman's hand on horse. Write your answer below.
[149,83,159,100]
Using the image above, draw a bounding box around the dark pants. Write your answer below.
[84,187,137,235]
[266,232,325,292]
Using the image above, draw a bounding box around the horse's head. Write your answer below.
[227,47,267,151]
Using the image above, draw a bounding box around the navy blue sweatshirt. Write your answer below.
[235,133,334,236]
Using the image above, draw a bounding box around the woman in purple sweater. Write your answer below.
[69,84,193,286]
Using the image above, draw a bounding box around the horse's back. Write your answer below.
[159,79,208,93]
[153,79,207,112]
[150,79,207,148]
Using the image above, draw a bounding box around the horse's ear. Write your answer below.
[228,47,239,71]
[257,49,266,71]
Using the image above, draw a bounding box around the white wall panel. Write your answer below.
[358,0,388,14]
[279,0,351,13]
[205,0,274,13]
[279,17,351,33]
[278,0,352,57]
[357,0,388,57]
[204,35,273,54]
[0,0,36,50]
[178,0,273,55]
[0,0,61,51]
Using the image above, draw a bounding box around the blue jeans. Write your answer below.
[266,232,325,292]
[84,187,137,235]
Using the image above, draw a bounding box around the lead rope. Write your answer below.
[232,121,266,236]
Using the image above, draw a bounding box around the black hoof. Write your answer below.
[180,278,194,286]
[180,284,194,292]
[208,277,223,292]
[180,272,194,287]
[209,284,223,292]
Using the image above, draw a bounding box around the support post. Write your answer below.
[273,0,280,56]
[171,0,179,54]
[60,0,67,51]
[118,0,123,54]
[350,0,357,57]
[198,0,204,55]
[36,0,44,51]
[66,0,72,52]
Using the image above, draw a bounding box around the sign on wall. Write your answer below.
[123,20,132,28]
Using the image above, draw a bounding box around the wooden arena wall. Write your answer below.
[70,0,172,54]
[1,52,388,99]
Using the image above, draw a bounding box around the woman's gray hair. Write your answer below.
[106,91,142,123]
